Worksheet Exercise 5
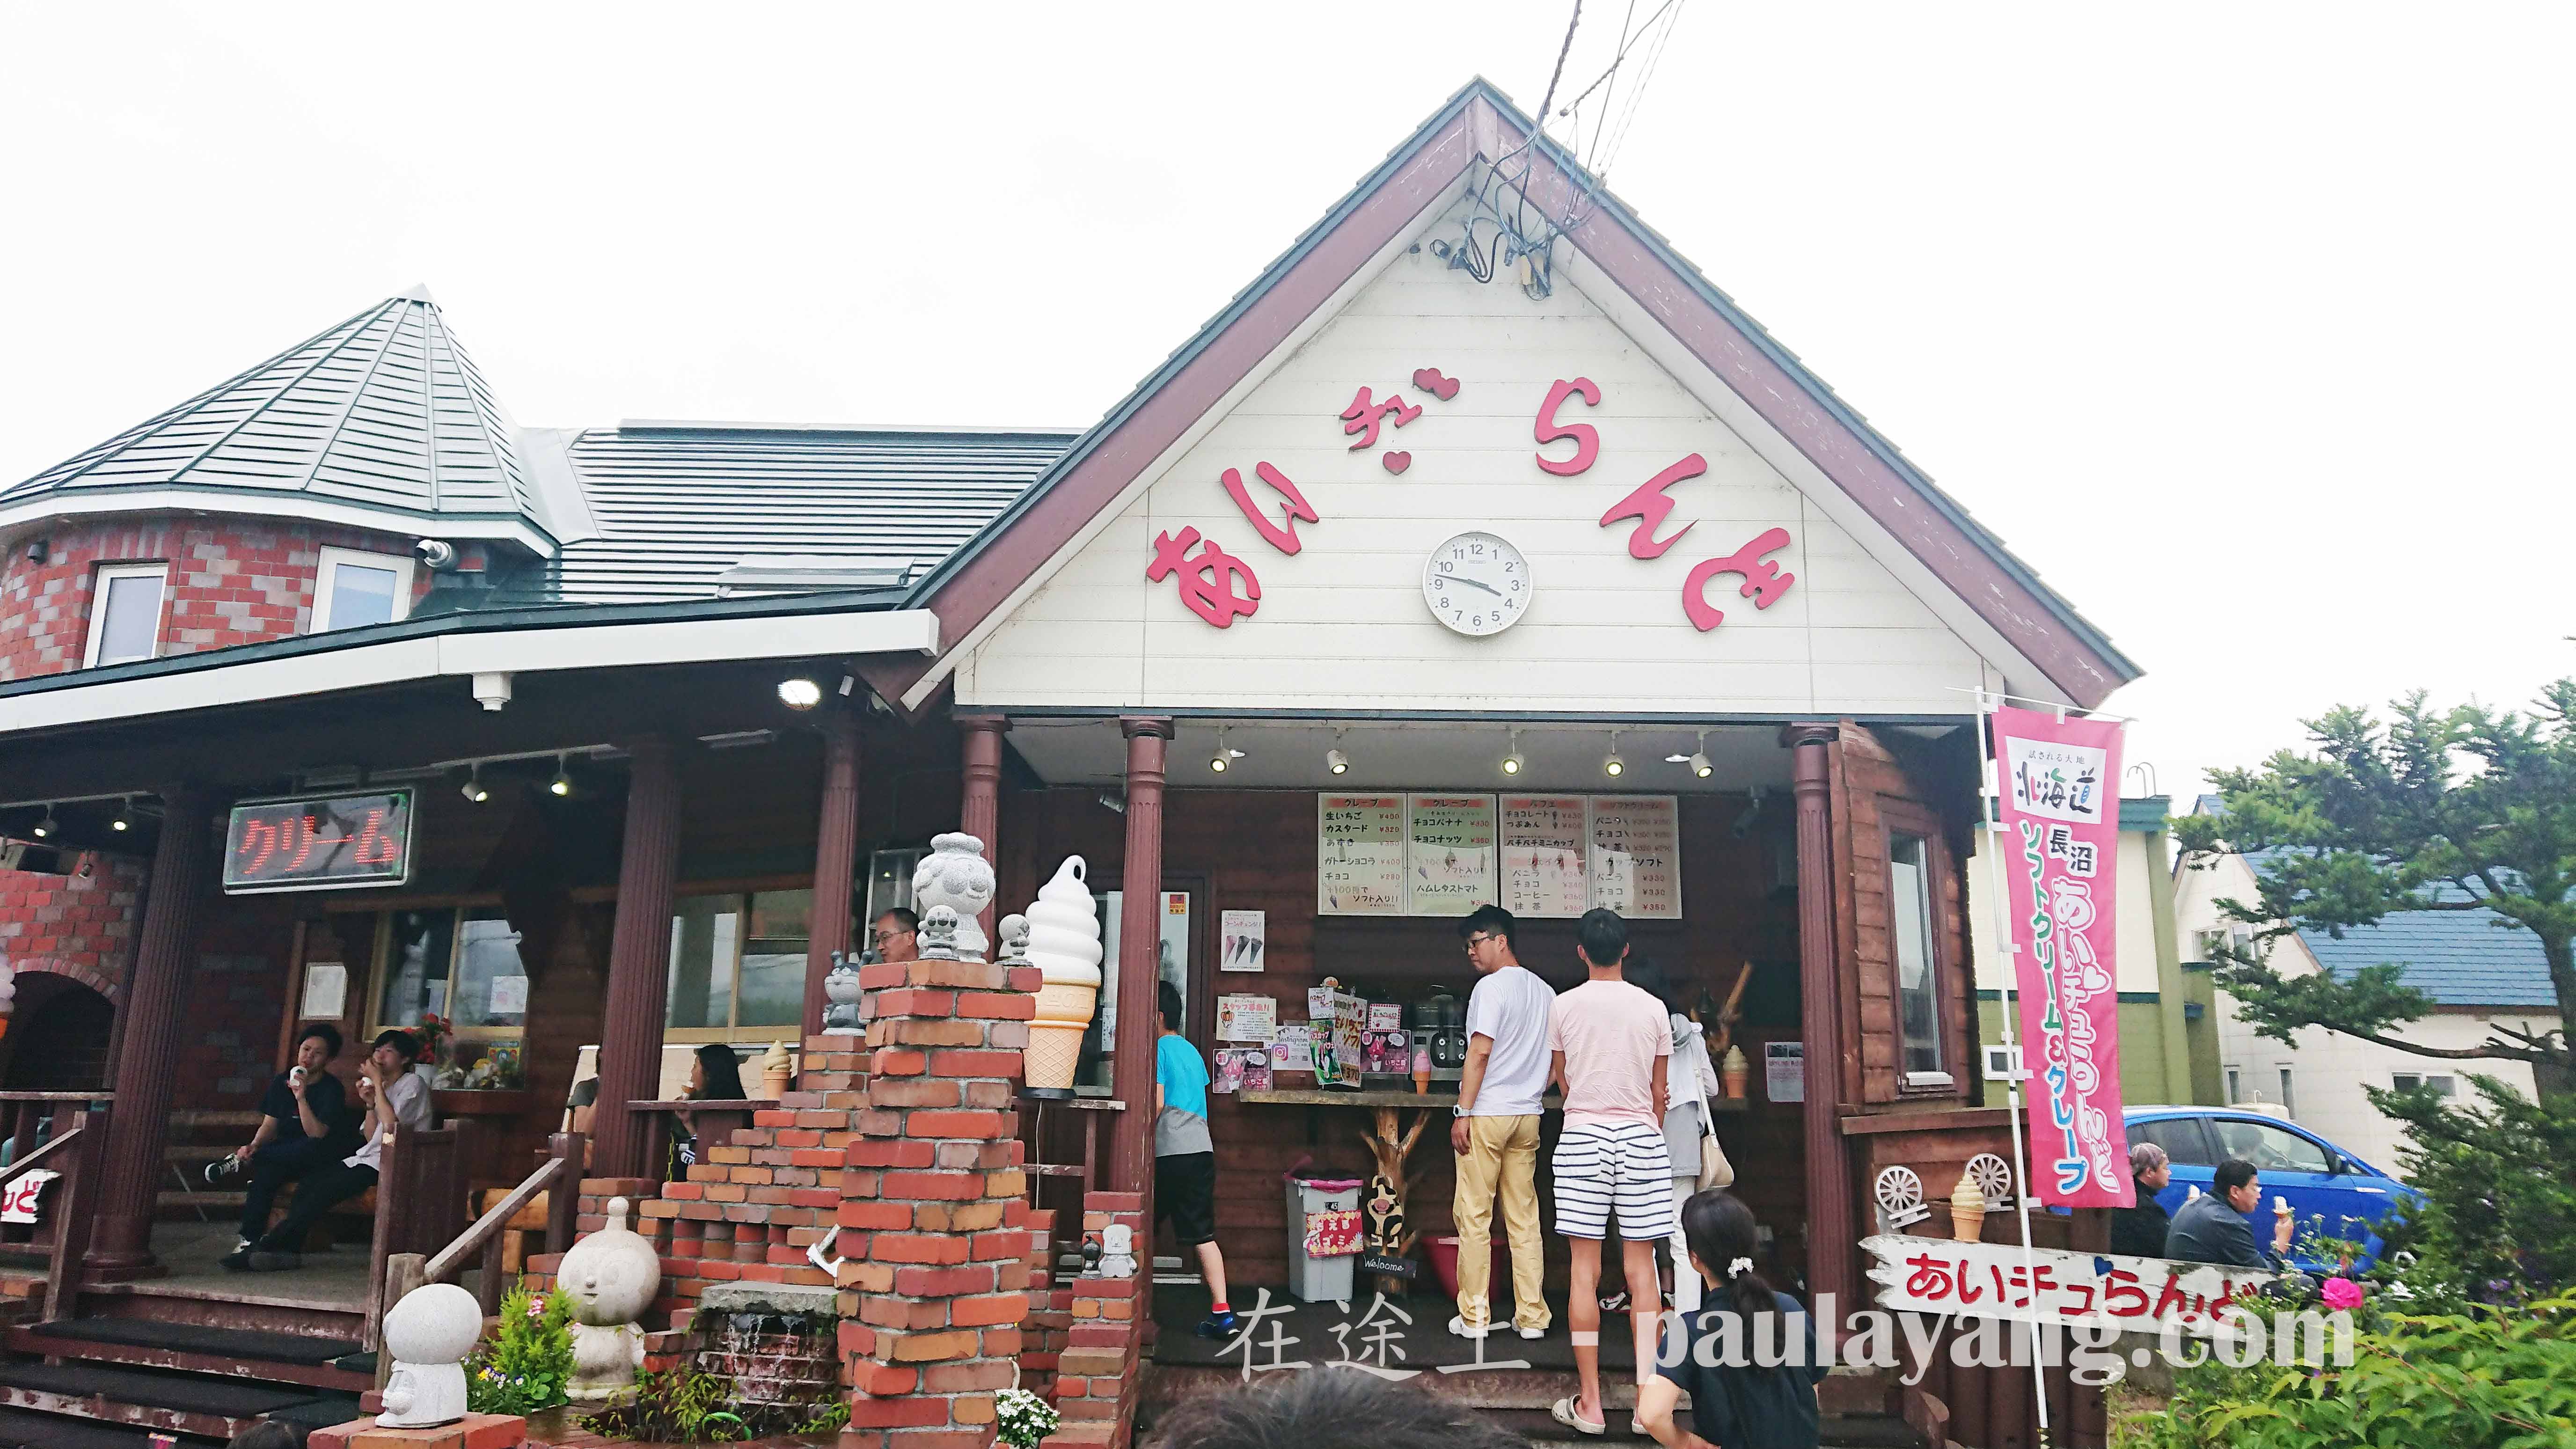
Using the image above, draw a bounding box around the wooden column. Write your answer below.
[87,785,213,1277]
[1106,717,1171,1191]
[958,714,1008,945]
[1786,723,1854,1321]
[801,705,864,1038]
[593,737,684,1180]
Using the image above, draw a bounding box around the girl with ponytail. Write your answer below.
[1633,1190,1828,1449]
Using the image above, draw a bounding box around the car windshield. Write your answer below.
[2213,1120,2331,1174]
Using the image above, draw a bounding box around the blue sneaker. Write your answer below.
[1194,1307,1241,1339]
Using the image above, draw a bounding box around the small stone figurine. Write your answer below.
[917,906,963,961]
[378,1282,480,1428]
[559,1197,663,1400]
[1096,1223,1137,1279]
[996,914,1032,967]
[822,951,864,1034]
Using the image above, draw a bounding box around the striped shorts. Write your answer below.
[1550,1121,1677,1241]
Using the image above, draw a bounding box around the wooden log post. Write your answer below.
[805,705,865,1038]
[595,737,684,1180]
[1105,718,1171,1197]
[1786,724,1857,1323]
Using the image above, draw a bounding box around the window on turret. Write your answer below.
[83,563,168,666]
[313,547,417,631]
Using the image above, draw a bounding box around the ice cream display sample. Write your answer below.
[1022,855,1104,1093]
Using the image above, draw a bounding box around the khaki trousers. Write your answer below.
[1452,1113,1548,1332]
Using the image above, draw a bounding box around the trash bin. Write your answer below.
[1283,1172,1364,1303]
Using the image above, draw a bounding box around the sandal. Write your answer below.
[1550,1397,1606,1437]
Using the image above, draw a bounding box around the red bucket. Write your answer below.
[1425,1234,1511,1300]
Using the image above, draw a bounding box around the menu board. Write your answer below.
[1405,794,1498,916]
[1319,795,1406,915]
[1499,795,1589,918]
[1588,795,1682,919]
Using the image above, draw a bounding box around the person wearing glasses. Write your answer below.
[1447,904,1557,1343]
[871,907,921,963]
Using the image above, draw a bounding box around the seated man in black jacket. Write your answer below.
[2110,1141,2173,1258]
[2165,1157,2293,1270]
[209,1024,359,1253]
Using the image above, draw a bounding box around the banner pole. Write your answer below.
[1974,688,2055,1442]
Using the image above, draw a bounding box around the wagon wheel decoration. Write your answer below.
[1966,1152,2017,1208]
[1873,1165,1931,1229]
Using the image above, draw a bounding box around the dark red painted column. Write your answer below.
[801,706,863,1038]
[958,715,1008,946]
[1786,724,1854,1322]
[88,785,213,1277]
[1106,717,1171,1192]
[593,737,684,1180]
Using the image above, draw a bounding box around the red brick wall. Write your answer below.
[0,515,424,681]
[0,850,141,1002]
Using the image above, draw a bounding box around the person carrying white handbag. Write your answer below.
[1633,961,1732,1313]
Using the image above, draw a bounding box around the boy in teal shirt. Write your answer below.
[1155,981,1237,1338]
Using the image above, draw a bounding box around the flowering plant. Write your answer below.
[414,1011,453,1062]
[2320,1276,2365,1312]
[996,1387,1060,1449]
[467,1280,573,1416]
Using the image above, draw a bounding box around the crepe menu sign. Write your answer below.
[1500,795,1589,918]
[1588,795,1681,919]
[1404,794,1498,916]
[1318,795,1405,915]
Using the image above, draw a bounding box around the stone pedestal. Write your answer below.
[307,1412,527,1449]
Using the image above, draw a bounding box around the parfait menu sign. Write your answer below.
[1404,794,1498,916]
[1500,796,1589,918]
[1588,796,1681,919]
[1318,795,1406,915]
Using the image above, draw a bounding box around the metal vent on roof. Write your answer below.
[714,555,920,597]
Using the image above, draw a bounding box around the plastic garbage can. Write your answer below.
[1284,1173,1364,1303]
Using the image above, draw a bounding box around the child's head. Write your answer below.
[1158,980,1184,1032]
[229,1422,303,1449]
[1680,1188,1780,1318]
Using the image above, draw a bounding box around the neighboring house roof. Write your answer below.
[2230,849,2560,1011]
[1,288,553,552]
[889,77,2140,713]
[502,424,1078,605]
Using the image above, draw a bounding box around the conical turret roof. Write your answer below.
[2,291,553,549]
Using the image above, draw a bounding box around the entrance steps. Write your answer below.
[0,1316,369,1444]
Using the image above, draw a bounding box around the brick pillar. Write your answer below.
[1785,723,1853,1319]
[595,736,684,1180]
[1105,718,1170,1193]
[837,915,1041,1447]
[88,784,213,1277]
[957,716,1007,948]
[806,706,866,1037]
[1045,1193,1148,1449]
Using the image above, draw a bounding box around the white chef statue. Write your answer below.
[379,1282,480,1428]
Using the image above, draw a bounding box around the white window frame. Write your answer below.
[310,546,417,633]
[2224,1066,2243,1104]
[82,562,169,667]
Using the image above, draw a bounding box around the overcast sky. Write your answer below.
[4,3,2568,796]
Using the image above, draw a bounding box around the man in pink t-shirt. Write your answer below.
[1545,908,1672,1436]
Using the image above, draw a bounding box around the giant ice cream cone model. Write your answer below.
[1022,855,1104,1093]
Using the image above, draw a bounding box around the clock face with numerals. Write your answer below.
[1422,531,1531,637]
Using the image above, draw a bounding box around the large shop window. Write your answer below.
[83,563,168,667]
[312,547,416,631]
[373,907,530,1037]
[1889,832,1948,1085]
[665,889,812,1043]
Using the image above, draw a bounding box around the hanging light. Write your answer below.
[110,797,134,832]
[29,807,55,839]
[1603,731,1625,779]
[461,765,490,804]
[1325,728,1349,776]
[776,677,824,710]
[549,754,573,798]
[1210,724,1244,773]
[1501,728,1525,776]
[1688,729,1713,779]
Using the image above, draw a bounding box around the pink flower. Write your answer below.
[2320,1276,2364,1312]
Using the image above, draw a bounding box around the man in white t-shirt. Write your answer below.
[1447,905,1556,1340]
[228,1029,434,1272]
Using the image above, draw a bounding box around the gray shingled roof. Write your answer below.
[494,424,1077,604]
[3,288,549,542]
[2242,850,2561,1010]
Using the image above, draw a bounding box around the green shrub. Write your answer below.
[2370,1075,2576,1303]
[467,1281,574,1416]
[2115,1294,2576,1448]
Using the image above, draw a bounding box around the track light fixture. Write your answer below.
[111,797,134,832]
[461,766,490,804]
[1501,728,1524,776]
[549,754,573,798]
[1326,728,1349,776]
[30,808,54,840]
[777,677,824,711]
[1689,729,1712,779]
[1210,724,1244,774]
[1603,730,1625,779]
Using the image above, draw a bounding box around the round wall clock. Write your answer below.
[1422,531,1531,637]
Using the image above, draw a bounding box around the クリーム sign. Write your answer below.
[222,790,414,894]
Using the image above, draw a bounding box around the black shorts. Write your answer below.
[1155,1150,1217,1247]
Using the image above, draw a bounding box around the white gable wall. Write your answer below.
[960,220,1995,716]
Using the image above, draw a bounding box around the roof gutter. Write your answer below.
[0,486,560,558]
[0,598,937,738]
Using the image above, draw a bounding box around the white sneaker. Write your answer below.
[1517,1324,1547,1340]
[1446,1315,1489,1340]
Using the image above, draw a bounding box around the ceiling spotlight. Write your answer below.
[1501,727,1524,776]
[1684,730,1713,779]
[1210,724,1244,774]
[777,677,824,711]
[549,754,573,798]
[30,808,55,840]
[110,797,134,832]
[1603,731,1625,779]
[461,766,490,804]
[1326,727,1349,776]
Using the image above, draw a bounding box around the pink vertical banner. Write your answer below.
[1993,705,2133,1208]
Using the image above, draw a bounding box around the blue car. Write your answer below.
[2122,1107,2419,1273]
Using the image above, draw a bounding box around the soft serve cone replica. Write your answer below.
[1022,856,1104,1093]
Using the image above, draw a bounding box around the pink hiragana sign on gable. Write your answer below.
[1993,705,2134,1208]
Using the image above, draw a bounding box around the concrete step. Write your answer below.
[0,1357,351,1440]
[8,1318,371,1395]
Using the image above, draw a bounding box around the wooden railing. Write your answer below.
[373,1131,584,1373]
[0,1096,111,1322]
[1018,1095,1123,1271]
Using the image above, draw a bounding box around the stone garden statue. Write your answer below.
[558,1197,662,1400]
[379,1282,480,1428]
[911,832,995,961]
